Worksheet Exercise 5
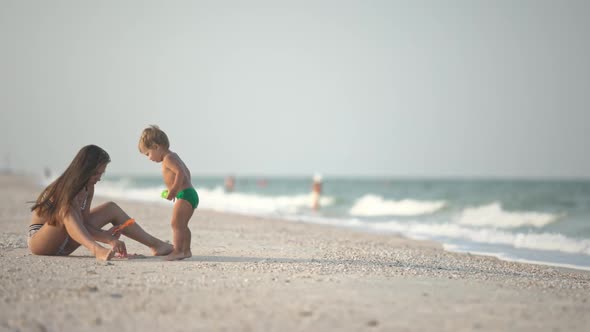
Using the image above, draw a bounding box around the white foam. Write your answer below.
[94,181,335,215]
[93,180,590,260]
[94,182,165,203]
[349,194,446,217]
[456,202,560,229]
[282,214,365,228]
[196,187,334,214]
[280,213,590,256]
[368,220,590,256]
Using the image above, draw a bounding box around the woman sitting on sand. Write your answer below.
[28,145,173,261]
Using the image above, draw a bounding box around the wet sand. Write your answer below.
[1,174,589,331]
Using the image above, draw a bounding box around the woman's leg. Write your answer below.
[86,201,173,256]
[28,223,70,256]
[61,210,113,261]
[28,211,110,261]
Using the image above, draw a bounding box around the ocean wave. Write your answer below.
[369,220,590,256]
[280,213,590,256]
[455,202,561,229]
[349,194,446,217]
[95,181,334,215]
[93,179,590,259]
[194,187,334,214]
[95,185,165,203]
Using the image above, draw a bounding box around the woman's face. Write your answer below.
[88,163,107,185]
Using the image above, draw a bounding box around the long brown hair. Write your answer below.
[31,145,111,226]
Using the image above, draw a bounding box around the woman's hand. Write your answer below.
[108,239,127,257]
[106,227,121,240]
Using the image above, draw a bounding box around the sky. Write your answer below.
[1,0,589,178]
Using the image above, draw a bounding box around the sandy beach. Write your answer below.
[1,174,589,332]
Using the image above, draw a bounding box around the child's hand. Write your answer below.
[109,239,127,257]
[166,190,177,201]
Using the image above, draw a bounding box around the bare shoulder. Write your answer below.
[163,152,185,170]
[163,152,191,174]
[163,152,180,164]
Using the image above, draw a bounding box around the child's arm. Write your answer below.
[163,154,186,199]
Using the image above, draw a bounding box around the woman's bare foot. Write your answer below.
[95,247,115,261]
[163,250,190,261]
[151,241,174,256]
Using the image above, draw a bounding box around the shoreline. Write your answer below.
[1,174,590,331]
[86,173,590,273]
[29,171,590,273]
[443,244,590,274]
[209,209,590,274]
[7,172,590,274]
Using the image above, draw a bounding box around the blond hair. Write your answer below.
[138,125,170,151]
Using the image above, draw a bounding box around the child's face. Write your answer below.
[142,145,164,163]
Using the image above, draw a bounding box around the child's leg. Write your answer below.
[165,199,194,261]
[184,227,192,257]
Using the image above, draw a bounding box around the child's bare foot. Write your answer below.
[95,247,115,261]
[163,250,190,261]
[151,242,174,256]
[185,249,192,259]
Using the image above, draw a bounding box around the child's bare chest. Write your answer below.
[161,165,176,186]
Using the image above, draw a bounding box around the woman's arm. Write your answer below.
[85,225,118,244]
[81,185,94,221]
[62,208,115,259]
[80,185,121,245]
[81,221,127,257]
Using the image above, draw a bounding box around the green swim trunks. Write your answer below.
[176,187,199,209]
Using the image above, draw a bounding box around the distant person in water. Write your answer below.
[224,175,235,192]
[28,145,173,261]
[43,167,51,180]
[311,173,322,210]
[257,178,268,188]
[139,125,198,261]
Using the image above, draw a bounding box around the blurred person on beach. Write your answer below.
[257,178,268,188]
[139,125,198,261]
[311,173,322,210]
[43,166,51,179]
[28,145,173,261]
[224,175,235,192]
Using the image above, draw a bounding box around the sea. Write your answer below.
[95,175,590,271]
